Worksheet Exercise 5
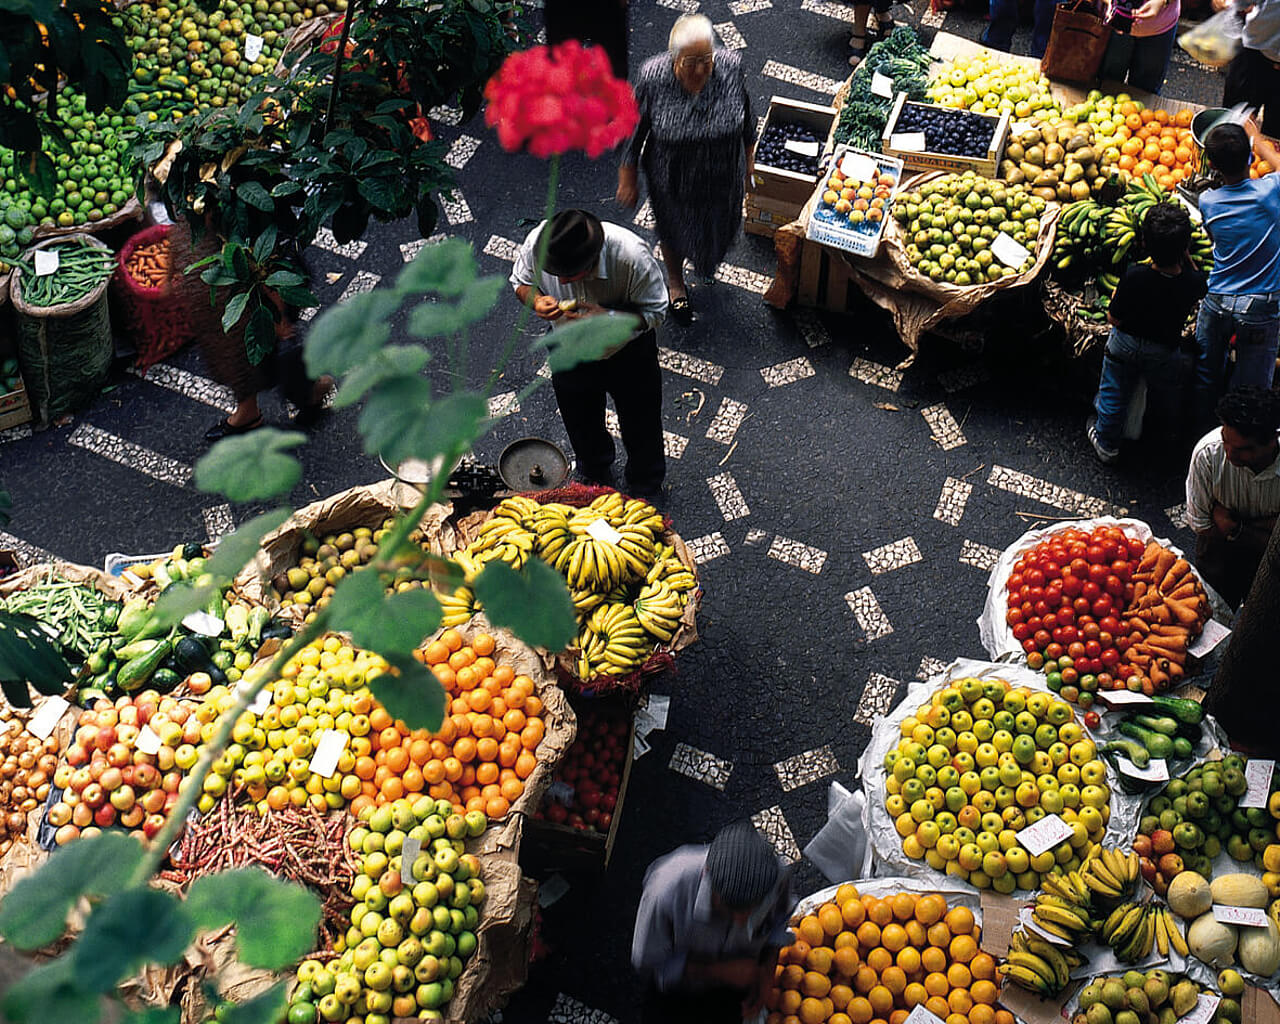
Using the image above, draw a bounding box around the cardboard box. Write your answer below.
[0,550,18,580]
[795,236,865,312]
[805,146,906,258]
[930,31,1047,76]
[745,194,805,238]
[882,93,1010,178]
[0,381,32,431]
[750,96,838,209]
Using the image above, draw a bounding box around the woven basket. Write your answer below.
[11,235,114,423]
[31,197,143,242]
[112,224,191,372]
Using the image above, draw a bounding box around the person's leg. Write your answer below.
[658,241,688,302]
[1228,307,1280,391]
[1030,0,1061,58]
[1193,296,1236,431]
[607,330,666,493]
[849,3,872,63]
[1223,48,1256,110]
[1255,50,1280,136]
[1195,530,1254,610]
[1098,32,1136,85]
[551,359,616,482]
[871,0,894,37]
[1136,340,1187,441]
[982,0,1018,50]
[1126,28,1176,94]
[1091,328,1141,454]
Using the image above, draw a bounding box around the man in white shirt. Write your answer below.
[1186,386,1280,607]
[1220,0,1280,134]
[510,209,669,496]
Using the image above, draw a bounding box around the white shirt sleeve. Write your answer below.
[626,240,669,330]
[1185,442,1217,533]
[508,223,545,293]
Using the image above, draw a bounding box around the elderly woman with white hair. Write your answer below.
[616,14,754,324]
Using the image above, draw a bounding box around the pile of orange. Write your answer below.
[1113,107,1197,189]
[1251,153,1276,178]
[767,888,1012,1024]
[347,628,545,820]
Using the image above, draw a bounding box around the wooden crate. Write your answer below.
[750,96,837,209]
[797,236,864,313]
[882,93,1010,178]
[0,381,32,431]
[745,194,805,238]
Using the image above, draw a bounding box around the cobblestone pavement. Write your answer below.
[0,1,1226,1020]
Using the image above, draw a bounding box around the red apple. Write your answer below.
[75,725,98,749]
[1151,829,1175,856]
[155,747,175,771]
[65,743,88,768]
[1132,834,1153,858]
[53,764,75,789]
[93,803,117,828]
[118,706,139,727]
[99,766,123,792]
[88,760,108,783]
[161,771,182,793]
[93,726,117,752]
[54,824,80,846]
[82,783,106,810]
[69,767,93,793]
[116,724,139,746]
[106,743,132,768]
[141,788,167,814]
[109,785,136,811]
[71,802,93,828]
[142,814,166,840]
[1157,852,1184,876]
[181,721,202,745]
[1139,856,1158,883]
[134,764,159,790]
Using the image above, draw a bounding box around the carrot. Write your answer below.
[1130,618,1151,635]
[1165,600,1202,628]
[1149,548,1178,583]
[1158,559,1192,592]
[1133,581,1149,600]
[1137,542,1161,573]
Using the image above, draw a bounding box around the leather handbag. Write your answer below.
[1041,0,1111,83]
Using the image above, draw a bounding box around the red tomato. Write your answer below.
[1026,568,1045,587]
[1127,538,1145,558]
[1022,638,1039,654]
[1034,600,1051,618]
[1062,575,1084,597]
[1084,639,1102,659]
[1043,561,1062,580]
[1100,615,1122,634]
[1033,629,1052,647]
[1082,622,1101,641]
[1008,573,1024,591]
[1026,616,1042,631]
[1045,642,1065,660]
[1082,581,1102,601]
[1007,609,1024,625]
[1073,597,1092,615]
[1100,648,1120,667]
[1086,545,1107,564]
[1091,597,1113,618]
[1104,575,1125,597]
[1110,559,1132,581]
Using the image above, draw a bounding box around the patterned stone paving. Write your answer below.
[933,477,973,527]
[751,805,802,863]
[845,587,892,641]
[668,743,733,790]
[848,358,903,392]
[685,532,730,564]
[774,745,840,792]
[862,537,922,575]
[987,465,1121,517]
[959,539,1002,571]
[760,356,815,388]
[707,472,751,520]
[921,403,968,450]
[854,672,903,726]
[767,534,827,574]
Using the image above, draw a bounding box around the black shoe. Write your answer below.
[204,415,264,443]
[669,295,693,325]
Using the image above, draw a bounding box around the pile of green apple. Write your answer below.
[286,797,489,1024]
[925,53,1060,118]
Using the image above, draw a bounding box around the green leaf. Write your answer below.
[121,1008,181,1024]
[303,289,403,377]
[326,570,442,656]
[0,956,100,1024]
[252,223,278,265]
[222,290,251,333]
[264,269,305,288]
[223,980,290,1024]
[406,275,503,339]
[395,237,476,298]
[473,558,575,651]
[537,314,640,373]
[195,429,306,502]
[0,610,73,694]
[186,868,320,969]
[73,887,195,992]
[237,180,274,212]
[205,508,291,580]
[148,581,219,632]
[371,652,446,732]
[359,384,485,469]
[0,832,144,949]
[332,346,429,410]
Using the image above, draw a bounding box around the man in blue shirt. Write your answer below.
[1195,121,1280,427]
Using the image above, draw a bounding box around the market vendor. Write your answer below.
[632,820,795,1023]
[1186,386,1280,608]
[1219,0,1280,136]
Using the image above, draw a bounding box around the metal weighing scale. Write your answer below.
[381,436,571,498]
[1177,107,1233,209]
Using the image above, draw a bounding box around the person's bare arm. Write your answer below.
[514,283,563,319]
[1244,116,1280,170]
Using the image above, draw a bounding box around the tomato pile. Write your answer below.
[536,709,628,834]
[1004,525,1145,706]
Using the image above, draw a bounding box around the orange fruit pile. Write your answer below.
[766,888,1010,1024]
[1114,107,1196,189]
[347,629,545,820]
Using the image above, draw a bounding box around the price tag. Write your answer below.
[182,611,224,637]
[1017,813,1074,856]
[1189,617,1231,658]
[633,732,651,759]
[400,836,422,885]
[1181,993,1221,1024]
[585,517,623,545]
[992,232,1031,269]
[121,569,146,588]
[905,1005,946,1024]
[1213,904,1269,927]
[871,72,895,99]
[1097,688,1155,708]
[890,132,926,153]
[236,680,272,715]
[136,724,162,755]
[784,139,820,158]
[309,729,348,778]
[244,33,264,61]
[1117,756,1169,782]
[27,696,69,740]
[635,695,669,738]
[547,780,575,806]
[1011,121,1037,135]
[538,872,571,908]
[840,152,878,183]
[1241,759,1274,808]
[34,250,59,276]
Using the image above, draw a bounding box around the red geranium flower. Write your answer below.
[484,40,639,159]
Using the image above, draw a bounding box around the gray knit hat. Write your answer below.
[707,821,780,910]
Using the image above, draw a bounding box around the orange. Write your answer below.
[476,762,500,786]
[995,1011,1016,1024]
[423,640,450,665]
[926,997,952,1020]
[971,981,998,1006]
[848,997,874,1024]
[926,923,952,949]
[470,713,494,738]
[856,922,881,949]
[949,935,978,964]
[493,664,515,686]
[521,720,545,749]
[442,756,463,782]
[453,737,478,763]
[1176,109,1194,127]
[891,894,917,922]
[440,628,464,652]
[949,991,974,1016]
[467,688,492,713]
[924,973,949,998]
[831,985,855,1011]
[380,777,404,800]
[834,947,861,977]
[970,1006,996,1024]
[903,983,928,1008]
[946,964,972,989]
[947,1014,970,1024]
[432,665,457,691]
[369,706,393,732]
[890,1013,908,1024]
[866,899,893,927]
[354,755,376,780]
[842,899,867,929]
[868,986,893,1016]
[1119,154,1137,172]
[385,746,410,774]
[798,916,825,947]
[803,972,832,999]
[945,907,975,935]
[881,924,908,953]
[402,766,425,792]
[514,750,538,779]
[914,894,947,926]
[853,966,878,994]
[920,946,947,974]
[423,759,446,785]
[782,964,806,988]
[904,921,928,948]
[835,931,859,951]
[408,738,432,765]
[1125,112,1143,130]
[866,947,892,973]
[780,990,803,1015]
[1154,108,1170,124]
[895,947,921,975]
[472,633,496,656]
[455,666,478,691]
[820,904,845,938]
[1136,159,1155,175]
[880,967,907,996]
[806,947,834,974]
[475,736,499,762]
[837,884,861,905]
[799,998,828,1024]
[485,795,510,817]
[501,777,524,801]
[968,954,996,982]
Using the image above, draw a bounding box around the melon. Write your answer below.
[1168,871,1212,919]
[1239,918,1280,976]
[1211,874,1270,909]
[1188,912,1238,968]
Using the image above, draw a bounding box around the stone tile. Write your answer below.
[854,672,903,726]
[987,465,1121,517]
[132,363,237,415]
[546,993,621,1024]
[536,360,552,379]
[921,403,968,450]
[313,226,368,260]
[729,0,771,13]
[862,536,922,575]
[400,235,448,262]
[535,26,547,43]
[658,346,724,385]
[707,472,750,520]
[932,477,973,527]
[1165,502,1188,529]
[767,535,827,574]
[669,742,733,790]
[752,805,801,863]
[338,271,382,303]
[484,235,521,263]
[202,505,235,541]
[443,134,481,170]
[657,0,699,10]
[938,364,991,394]
[686,532,730,564]
[633,198,655,230]
[714,21,747,48]
[0,425,31,445]
[774,744,840,792]
[604,408,688,459]
[845,586,892,641]
[744,529,769,546]
[705,397,749,444]
[0,531,55,567]
[848,357,903,392]
[917,656,949,681]
[427,105,463,126]
[800,0,857,20]
[959,539,1001,571]
[440,190,473,225]
[713,262,772,294]
[488,391,520,418]
[794,308,832,348]
[761,59,842,95]
[299,306,317,321]
[68,424,193,488]
[760,356,815,388]
[920,5,946,26]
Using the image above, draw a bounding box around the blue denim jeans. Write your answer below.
[1098,27,1177,94]
[983,0,1059,56]
[1093,327,1183,450]
[1193,291,1280,426]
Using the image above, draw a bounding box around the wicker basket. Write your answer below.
[112,224,192,372]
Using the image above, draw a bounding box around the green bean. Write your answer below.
[2,573,121,661]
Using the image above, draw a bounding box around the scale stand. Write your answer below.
[383,436,572,500]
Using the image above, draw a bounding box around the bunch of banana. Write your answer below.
[469,517,536,566]
[1081,847,1140,902]
[452,550,485,584]
[569,587,606,615]
[1150,904,1187,958]
[999,929,1082,996]
[1102,206,1137,267]
[575,602,650,678]
[438,586,481,627]
[490,495,541,524]
[1034,872,1096,942]
[1122,173,1167,219]
[1189,225,1213,273]
[1099,902,1176,962]
[634,581,684,643]
[646,544,698,593]
[1054,198,1106,269]
[529,504,575,563]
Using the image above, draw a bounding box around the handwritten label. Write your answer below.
[400,837,422,884]
[871,72,895,98]
[1213,904,1269,927]
[26,696,69,740]
[309,729,348,778]
[1017,813,1073,856]
[840,152,878,183]
[1241,759,1274,808]
[547,780,575,806]
[34,250,59,276]
[585,517,623,546]
[244,33,264,62]
[992,232,1031,269]
[182,611,223,637]
[1117,755,1169,782]
[1181,993,1221,1024]
[1189,617,1231,658]
[1098,688,1155,707]
[890,131,926,153]
[905,1005,947,1024]
[136,724,162,755]
[784,139,820,158]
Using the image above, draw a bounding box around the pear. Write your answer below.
[1080,984,1105,1009]
[1103,980,1129,1011]
[1127,989,1151,1016]
[1116,1011,1141,1024]
[1088,1004,1115,1024]
[1171,981,1199,1018]
[1143,976,1169,1008]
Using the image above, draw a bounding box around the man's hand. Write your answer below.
[561,300,608,319]
[741,960,776,1016]
[533,294,563,320]
[617,166,640,209]
[1211,501,1241,536]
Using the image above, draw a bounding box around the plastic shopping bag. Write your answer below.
[804,783,871,884]
[1178,8,1244,68]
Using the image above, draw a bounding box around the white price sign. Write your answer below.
[784,139,820,158]
[136,724,163,755]
[585,517,623,545]
[1241,759,1274,808]
[1212,904,1269,927]
[26,696,69,740]
[309,729,348,778]
[1117,756,1169,782]
[34,250,59,276]
[904,1005,946,1024]
[236,681,272,715]
[1098,688,1156,707]
[182,611,223,637]
[871,72,894,98]
[1189,617,1231,658]
[890,131,926,153]
[400,837,422,885]
[1017,813,1074,856]
[244,33,264,61]
[991,232,1031,269]
[840,152,878,183]
[1180,993,1220,1024]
